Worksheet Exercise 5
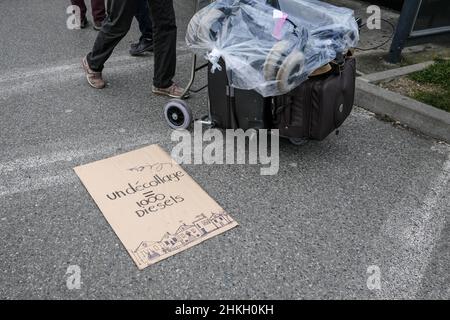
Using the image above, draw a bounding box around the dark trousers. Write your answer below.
[136,0,153,41]
[70,0,106,24]
[87,0,176,88]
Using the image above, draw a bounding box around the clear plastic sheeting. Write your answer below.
[277,0,360,57]
[186,0,359,97]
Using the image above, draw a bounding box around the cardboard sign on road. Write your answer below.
[74,144,238,269]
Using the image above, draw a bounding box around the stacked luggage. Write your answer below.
[164,0,360,144]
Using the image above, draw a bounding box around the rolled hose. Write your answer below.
[263,41,306,92]
[276,50,305,92]
[263,40,291,81]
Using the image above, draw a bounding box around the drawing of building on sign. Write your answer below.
[133,241,165,263]
[160,232,184,251]
[211,211,232,227]
[193,213,219,234]
[132,211,233,264]
[175,223,203,243]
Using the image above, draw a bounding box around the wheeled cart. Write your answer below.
[163,0,212,130]
[163,0,280,132]
[163,0,359,145]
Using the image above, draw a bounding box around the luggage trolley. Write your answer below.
[163,0,360,145]
[163,0,282,131]
[163,0,214,130]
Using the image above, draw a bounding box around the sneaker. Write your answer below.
[93,21,103,31]
[80,17,88,29]
[82,56,106,89]
[129,38,154,56]
[152,83,189,99]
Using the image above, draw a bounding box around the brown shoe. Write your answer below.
[82,56,105,89]
[93,21,103,31]
[152,83,189,99]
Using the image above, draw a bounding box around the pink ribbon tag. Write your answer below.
[272,10,288,40]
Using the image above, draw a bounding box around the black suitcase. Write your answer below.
[206,55,356,142]
[207,59,272,130]
[273,54,356,141]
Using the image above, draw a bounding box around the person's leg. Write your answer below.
[129,0,154,56]
[90,0,106,27]
[86,0,137,72]
[149,0,177,89]
[136,0,153,41]
[70,0,88,27]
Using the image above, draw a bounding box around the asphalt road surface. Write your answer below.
[0,0,449,299]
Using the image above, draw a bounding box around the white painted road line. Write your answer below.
[0,54,143,84]
[374,152,450,299]
[0,51,191,98]
[0,133,166,174]
[0,133,168,197]
[0,43,190,84]
[0,171,77,198]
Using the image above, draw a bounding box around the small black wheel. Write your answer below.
[164,99,192,129]
[289,137,309,146]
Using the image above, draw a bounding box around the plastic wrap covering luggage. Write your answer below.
[186,0,359,97]
[277,0,359,57]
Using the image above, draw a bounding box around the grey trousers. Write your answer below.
[87,0,177,88]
